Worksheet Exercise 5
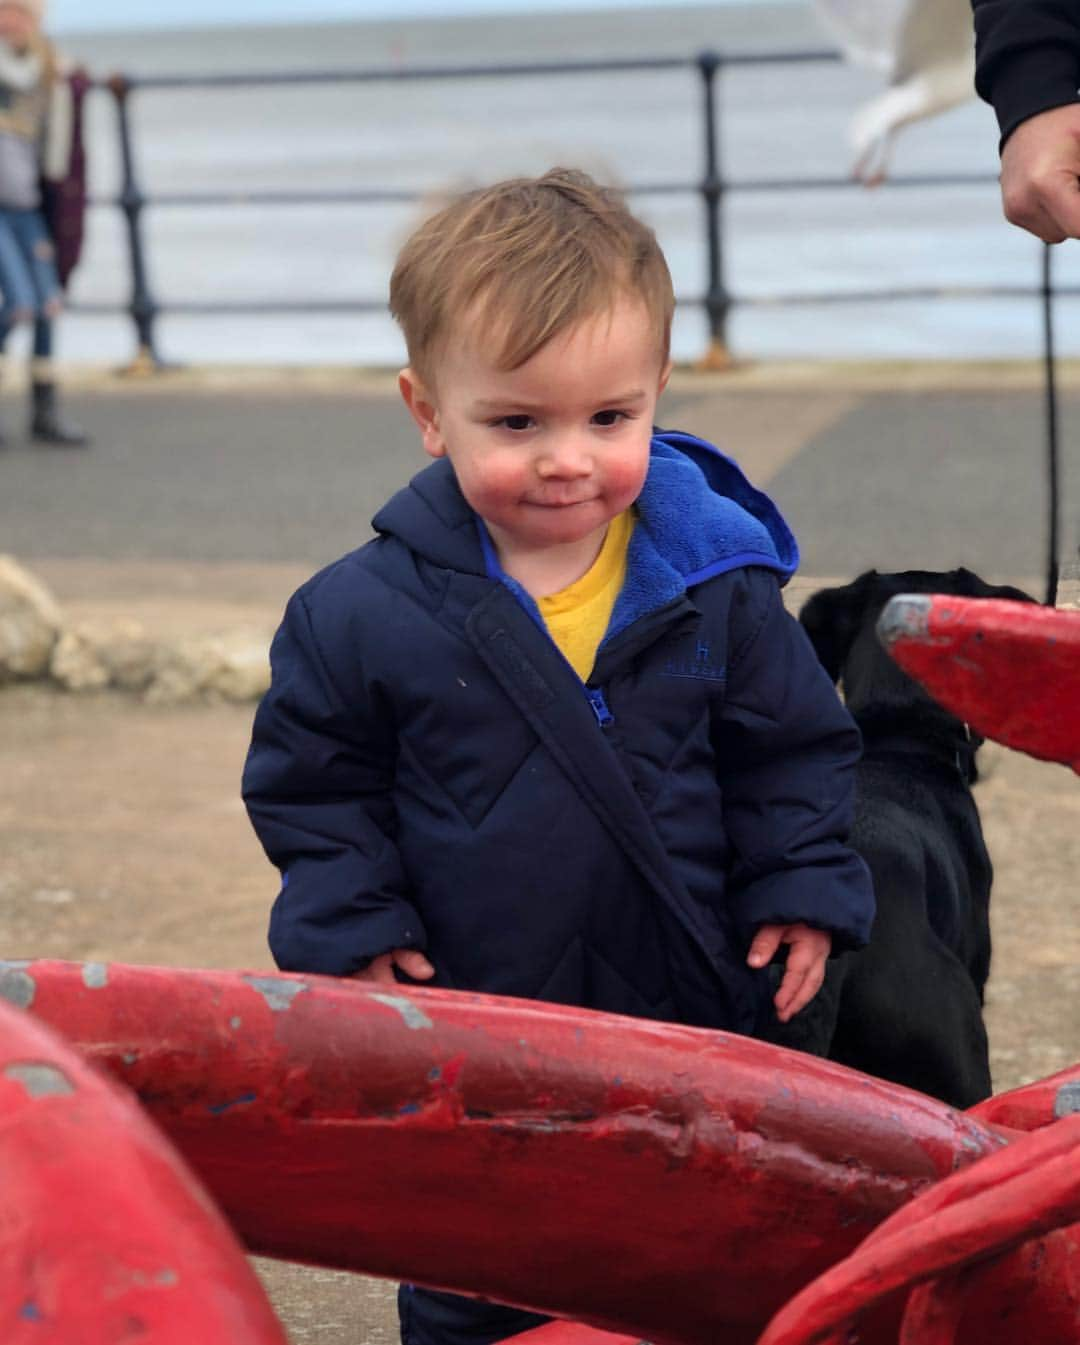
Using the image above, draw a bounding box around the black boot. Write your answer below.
[31,380,90,447]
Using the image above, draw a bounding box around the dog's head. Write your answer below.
[800,570,1035,757]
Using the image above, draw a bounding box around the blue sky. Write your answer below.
[51,0,783,33]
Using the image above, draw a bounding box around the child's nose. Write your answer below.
[537,435,592,477]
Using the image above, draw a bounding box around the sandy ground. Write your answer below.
[1,684,1078,1342]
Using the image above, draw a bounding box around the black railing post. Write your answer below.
[696,49,733,370]
[107,74,164,373]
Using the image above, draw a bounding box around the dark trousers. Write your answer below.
[398,1285,549,1345]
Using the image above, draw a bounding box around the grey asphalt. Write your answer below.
[1,369,1075,599]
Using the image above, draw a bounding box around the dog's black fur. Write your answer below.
[766,568,1033,1109]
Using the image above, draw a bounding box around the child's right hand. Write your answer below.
[349,949,435,984]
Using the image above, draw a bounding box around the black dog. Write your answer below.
[767,568,1033,1109]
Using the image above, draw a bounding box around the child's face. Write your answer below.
[400,296,671,571]
[0,4,35,46]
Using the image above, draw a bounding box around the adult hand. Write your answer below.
[1000,103,1080,241]
[349,949,435,984]
[747,922,831,1023]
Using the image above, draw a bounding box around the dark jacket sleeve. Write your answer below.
[712,570,874,953]
[242,585,425,975]
[972,0,1080,147]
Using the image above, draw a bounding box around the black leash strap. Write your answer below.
[1042,242,1061,607]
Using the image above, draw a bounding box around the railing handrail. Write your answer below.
[86,47,1047,373]
[106,45,842,94]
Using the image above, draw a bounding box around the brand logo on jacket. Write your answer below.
[663,641,726,682]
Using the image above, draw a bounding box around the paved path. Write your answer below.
[2,365,1075,594]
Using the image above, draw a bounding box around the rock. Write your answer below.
[50,628,111,692]
[0,555,64,681]
[98,622,158,693]
[144,630,271,705]
[51,617,158,694]
[0,559,273,702]
[205,632,272,703]
[144,638,218,706]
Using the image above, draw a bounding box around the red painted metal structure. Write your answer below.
[877,594,1080,773]
[0,994,287,1344]
[971,1062,1080,1132]
[758,1115,1080,1345]
[0,959,1004,1342]
[3,958,1080,1345]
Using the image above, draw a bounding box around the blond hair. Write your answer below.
[390,168,674,384]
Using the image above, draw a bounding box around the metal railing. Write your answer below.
[83,47,1056,371]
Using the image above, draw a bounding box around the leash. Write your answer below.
[1041,243,1061,607]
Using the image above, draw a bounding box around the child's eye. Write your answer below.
[592,410,629,427]
[493,414,534,432]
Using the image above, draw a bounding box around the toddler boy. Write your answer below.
[243,168,874,1345]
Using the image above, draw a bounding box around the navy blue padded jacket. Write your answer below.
[243,431,874,1037]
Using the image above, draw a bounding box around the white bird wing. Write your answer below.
[818,0,977,181]
[811,0,911,77]
[891,0,975,83]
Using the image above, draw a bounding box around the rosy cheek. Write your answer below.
[477,456,527,494]
[606,455,650,504]
[455,454,523,509]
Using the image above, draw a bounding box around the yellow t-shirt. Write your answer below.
[538,509,636,682]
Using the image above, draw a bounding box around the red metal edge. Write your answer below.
[0,958,1013,1345]
[756,1115,1080,1345]
[504,1326,643,1345]
[0,995,287,1344]
[968,1062,1080,1132]
[877,595,1080,771]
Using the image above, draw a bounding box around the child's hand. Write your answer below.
[747,923,831,1023]
[349,949,435,984]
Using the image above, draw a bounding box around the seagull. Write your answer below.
[813,0,976,182]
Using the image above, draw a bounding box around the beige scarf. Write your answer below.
[0,35,54,143]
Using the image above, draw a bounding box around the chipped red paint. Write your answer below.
[877,595,1080,771]
[757,1115,1080,1345]
[0,994,287,1344]
[6,957,1079,1343]
[0,958,1012,1345]
[970,1062,1080,1132]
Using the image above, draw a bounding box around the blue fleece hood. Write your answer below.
[599,430,798,640]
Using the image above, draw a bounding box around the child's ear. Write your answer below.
[658,359,673,397]
[398,368,446,459]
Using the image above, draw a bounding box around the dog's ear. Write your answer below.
[799,572,880,683]
[953,568,1036,605]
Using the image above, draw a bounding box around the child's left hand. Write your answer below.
[746,922,832,1023]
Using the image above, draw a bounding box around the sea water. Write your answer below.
[49,2,1071,367]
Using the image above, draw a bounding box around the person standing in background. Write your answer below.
[0,0,88,447]
[972,0,1080,242]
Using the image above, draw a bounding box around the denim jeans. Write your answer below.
[0,206,61,352]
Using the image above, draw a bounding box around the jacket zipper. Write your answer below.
[585,600,702,730]
[587,687,614,728]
